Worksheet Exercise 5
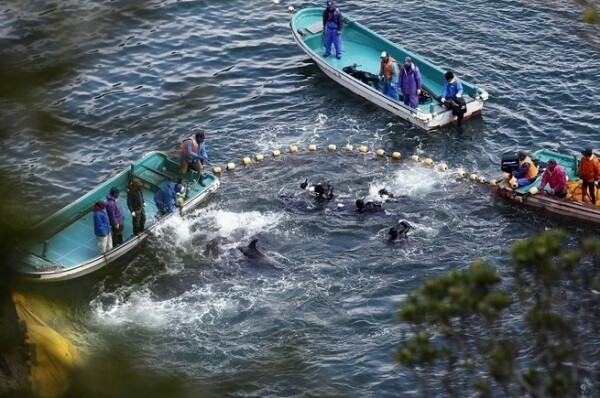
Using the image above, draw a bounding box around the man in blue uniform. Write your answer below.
[154,182,185,216]
[322,1,343,59]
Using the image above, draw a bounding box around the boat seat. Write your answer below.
[137,166,172,188]
[305,22,323,35]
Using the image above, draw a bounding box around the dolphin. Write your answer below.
[204,237,223,258]
[388,220,413,241]
[237,239,283,269]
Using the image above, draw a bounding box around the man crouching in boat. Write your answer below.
[539,159,568,198]
[154,183,185,216]
[441,71,467,126]
[511,150,539,187]
[323,1,343,59]
[379,52,399,101]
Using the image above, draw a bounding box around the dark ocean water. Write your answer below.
[1,0,600,396]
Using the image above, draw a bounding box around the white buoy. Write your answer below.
[509,177,518,189]
[457,170,466,178]
[255,153,264,161]
[477,176,487,184]
[438,163,448,172]
[308,144,317,151]
[503,172,511,182]
[489,179,498,187]
[273,149,281,157]
[423,158,434,166]
[227,162,236,171]
[345,144,353,151]
[328,144,337,151]
[469,173,478,181]
[392,152,401,160]
[288,5,295,12]
[242,157,251,166]
[212,166,222,175]
[358,145,369,153]
[289,145,298,153]
[410,155,419,162]
[272,0,280,4]
[376,149,385,157]
[529,187,539,195]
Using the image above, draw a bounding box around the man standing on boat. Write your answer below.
[178,131,208,187]
[399,57,422,108]
[106,187,125,247]
[511,150,539,187]
[93,201,112,254]
[127,178,146,235]
[539,159,568,198]
[578,147,600,204]
[322,1,343,59]
[379,52,399,101]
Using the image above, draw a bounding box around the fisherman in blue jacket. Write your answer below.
[93,200,112,253]
[154,182,185,216]
[441,70,467,125]
[322,1,343,59]
[440,70,464,104]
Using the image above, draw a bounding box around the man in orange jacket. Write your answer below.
[578,146,600,204]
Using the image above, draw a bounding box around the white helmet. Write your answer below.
[380,51,388,58]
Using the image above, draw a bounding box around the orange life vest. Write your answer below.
[180,135,199,155]
[520,156,538,180]
[579,155,600,182]
[380,57,397,80]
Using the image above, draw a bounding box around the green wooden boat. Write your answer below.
[290,7,489,130]
[13,151,219,282]
[494,149,600,225]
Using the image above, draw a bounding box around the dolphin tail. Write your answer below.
[300,178,308,189]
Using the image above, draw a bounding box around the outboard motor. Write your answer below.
[501,153,520,174]
[450,96,467,125]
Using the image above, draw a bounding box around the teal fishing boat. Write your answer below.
[290,7,488,130]
[494,149,600,225]
[13,151,219,282]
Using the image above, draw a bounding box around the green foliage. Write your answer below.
[397,229,600,397]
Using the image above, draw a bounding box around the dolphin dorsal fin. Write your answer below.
[249,239,258,249]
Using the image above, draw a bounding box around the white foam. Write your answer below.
[91,285,240,329]
[201,209,285,238]
[152,213,201,246]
